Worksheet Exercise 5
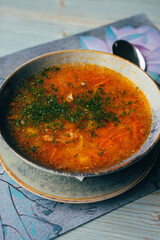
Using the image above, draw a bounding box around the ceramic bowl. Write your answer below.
[0,50,160,184]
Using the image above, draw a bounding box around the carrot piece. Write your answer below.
[49,148,57,162]
[87,151,99,158]
[99,138,113,148]
[113,131,130,140]
[93,79,110,88]
[8,114,20,120]
[132,121,137,140]
[99,130,130,148]
[99,133,114,147]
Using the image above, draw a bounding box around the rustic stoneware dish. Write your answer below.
[0,50,160,202]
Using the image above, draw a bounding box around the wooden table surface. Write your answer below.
[0,0,160,239]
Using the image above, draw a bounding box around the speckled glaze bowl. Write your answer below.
[0,50,160,201]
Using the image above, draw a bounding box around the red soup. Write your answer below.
[7,63,152,173]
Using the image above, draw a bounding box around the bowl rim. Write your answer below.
[0,49,160,178]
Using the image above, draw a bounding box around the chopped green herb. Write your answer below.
[41,72,49,79]
[35,79,44,85]
[30,146,39,152]
[127,101,132,105]
[74,153,79,157]
[98,150,104,157]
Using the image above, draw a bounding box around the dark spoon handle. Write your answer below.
[112,40,141,67]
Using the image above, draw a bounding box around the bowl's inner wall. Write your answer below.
[0,71,44,166]
[0,51,160,174]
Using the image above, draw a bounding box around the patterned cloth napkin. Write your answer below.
[0,14,160,240]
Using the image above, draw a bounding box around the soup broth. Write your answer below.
[7,63,152,173]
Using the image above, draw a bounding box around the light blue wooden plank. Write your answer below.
[58,191,160,240]
[1,0,160,26]
[1,0,160,58]
[0,13,91,57]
